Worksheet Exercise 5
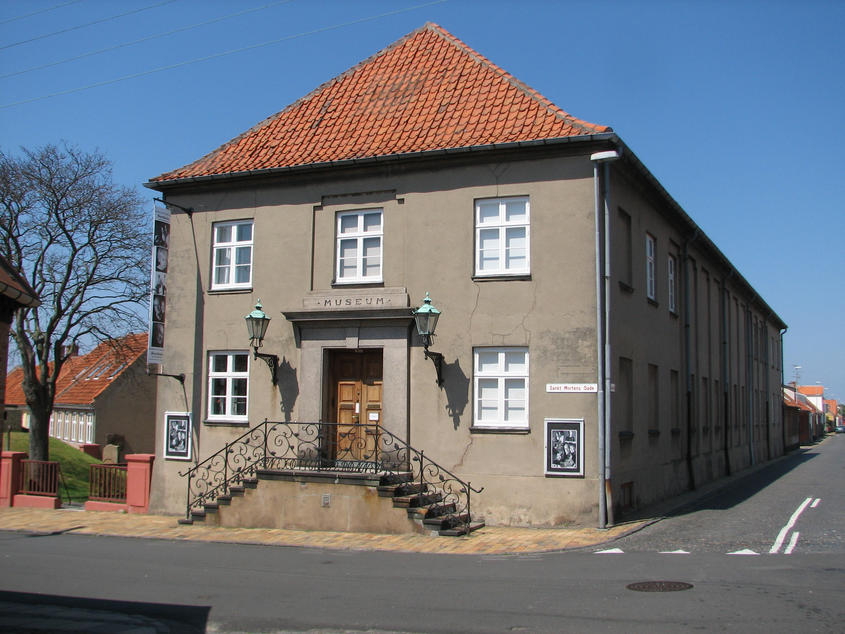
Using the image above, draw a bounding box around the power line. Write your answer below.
[0,0,295,80]
[0,0,83,26]
[0,0,178,51]
[0,0,448,110]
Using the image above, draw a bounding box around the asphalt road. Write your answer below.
[1,437,843,633]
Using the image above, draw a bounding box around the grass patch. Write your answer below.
[5,431,101,503]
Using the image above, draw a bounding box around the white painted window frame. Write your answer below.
[473,347,529,429]
[211,219,254,290]
[646,233,656,300]
[335,209,383,284]
[668,253,677,313]
[207,351,250,421]
[474,197,530,277]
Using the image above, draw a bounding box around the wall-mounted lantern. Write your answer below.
[244,299,278,385]
[413,292,444,386]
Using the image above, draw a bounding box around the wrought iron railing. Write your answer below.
[89,464,128,503]
[180,420,482,532]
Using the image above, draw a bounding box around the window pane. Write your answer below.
[232,378,248,397]
[338,239,357,278]
[478,202,499,225]
[504,350,527,373]
[478,229,500,271]
[211,377,227,396]
[215,225,231,243]
[233,354,248,372]
[363,212,381,233]
[505,200,527,223]
[340,215,358,234]
[362,237,381,277]
[235,264,250,284]
[505,227,527,269]
[477,350,499,373]
[477,378,499,421]
[211,397,226,416]
[232,397,247,416]
[212,355,227,373]
[236,222,252,242]
[504,378,526,421]
[235,246,251,265]
[215,247,231,266]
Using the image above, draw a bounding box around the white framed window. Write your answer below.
[646,234,656,300]
[86,414,94,443]
[48,414,54,437]
[71,413,78,442]
[475,197,530,276]
[473,347,529,428]
[207,351,249,421]
[335,209,383,283]
[668,253,677,313]
[212,220,253,290]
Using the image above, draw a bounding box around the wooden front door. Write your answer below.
[328,349,383,463]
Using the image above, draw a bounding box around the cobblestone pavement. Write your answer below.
[0,506,643,554]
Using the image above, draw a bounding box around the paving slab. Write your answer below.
[0,507,643,555]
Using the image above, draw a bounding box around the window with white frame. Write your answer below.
[212,220,253,290]
[473,347,529,428]
[475,197,530,276]
[207,351,249,421]
[646,234,656,300]
[86,414,94,443]
[668,253,677,312]
[335,209,383,283]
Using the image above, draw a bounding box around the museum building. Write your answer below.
[144,23,786,532]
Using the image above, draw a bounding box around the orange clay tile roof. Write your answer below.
[797,385,824,397]
[150,22,610,183]
[4,333,147,407]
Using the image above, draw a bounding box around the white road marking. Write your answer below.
[784,531,800,555]
[727,549,759,555]
[594,548,624,554]
[770,497,812,554]
[659,549,690,554]
[811,498,821,508]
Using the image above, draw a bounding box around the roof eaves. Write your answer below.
[144,133,617,190]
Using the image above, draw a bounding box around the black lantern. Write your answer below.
[244,300,278,384]
[413,292,444,386]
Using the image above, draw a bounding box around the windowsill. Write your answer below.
[670,427,682,436]
[669,309,679,319]
[618,281,634,294]
[470,426,530,434]
[331,280,385,288]
[618,430,634,441]
[648,428,660,437]
[204,419,250,427]
[472,274,532,282]
[208,287,253,295]
[647,297,659,308]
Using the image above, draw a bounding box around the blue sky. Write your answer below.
[1,0,843,401]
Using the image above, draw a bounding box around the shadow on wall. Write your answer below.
[277,357,299,422]
[441,358,469,430]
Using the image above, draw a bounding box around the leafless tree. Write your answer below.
[0,143,150,461]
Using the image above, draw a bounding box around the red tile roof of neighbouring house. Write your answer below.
[4,333,148,407]
[797,385,824,397]
[148,22,611,184]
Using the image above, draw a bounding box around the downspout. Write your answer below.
[682,229,699,491]
[591,149,620,529]
[763,315,771,462]
[720,270,735,476]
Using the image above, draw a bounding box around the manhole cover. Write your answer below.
[626,581,693,592]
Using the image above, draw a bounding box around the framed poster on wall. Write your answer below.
[544,418,584,477]
[164,411,192,461]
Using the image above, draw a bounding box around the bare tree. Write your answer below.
[0,143,150,461]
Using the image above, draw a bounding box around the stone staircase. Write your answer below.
[180,469,484,537]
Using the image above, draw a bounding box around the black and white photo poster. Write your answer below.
[545,419,584,477]
[147,202,170,364]
[164,412,191,460]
